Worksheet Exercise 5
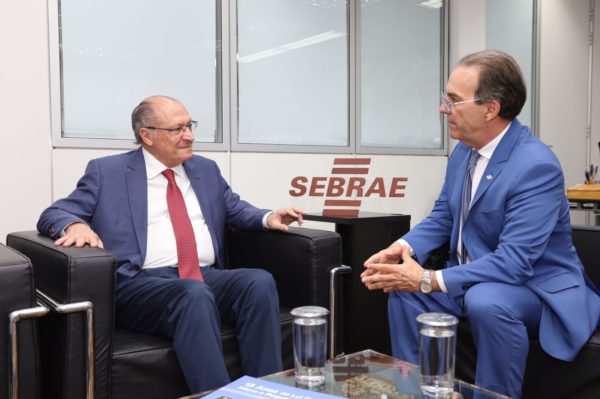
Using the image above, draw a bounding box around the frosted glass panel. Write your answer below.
[360,0,443,149]
[237,0,349,146]
[60,0,219,142]
[485,0,535,129]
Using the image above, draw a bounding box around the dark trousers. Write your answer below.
[116,266,282,392]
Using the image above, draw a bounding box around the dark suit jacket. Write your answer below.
[38,148,269,277]
[404,119,600,361]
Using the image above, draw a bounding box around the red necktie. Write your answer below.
[162,169,204,282]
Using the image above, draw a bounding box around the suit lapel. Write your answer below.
[470,120,522,210]
[125,148,149,263]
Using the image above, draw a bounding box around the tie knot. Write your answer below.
[468,150,480,169]
[162,169,175,182]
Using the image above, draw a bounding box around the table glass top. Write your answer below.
[262,350,508,399]
[181,350,509,399]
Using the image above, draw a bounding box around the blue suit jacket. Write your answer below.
[403,119,600,361]
[38,148,269,277]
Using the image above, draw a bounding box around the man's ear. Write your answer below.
[484,100,501,122]
[140,128,153,146]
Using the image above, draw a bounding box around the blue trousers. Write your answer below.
[116,266,282,392]
[388,282,542,399]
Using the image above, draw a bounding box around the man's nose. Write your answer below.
[182,128,194,141]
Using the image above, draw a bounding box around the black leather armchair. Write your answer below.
[0,243,44,399]
[7,226,342,399]
[453,226,600,399]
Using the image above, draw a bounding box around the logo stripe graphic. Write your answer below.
[333,158,371,165]
[331,167,369,174]
[322,209,360,217]
[323,158,372,217]
[324,199,362,207]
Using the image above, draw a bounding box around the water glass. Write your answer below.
[290,306,329,386]
[417,312,458,398]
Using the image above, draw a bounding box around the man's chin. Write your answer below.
[179,148,193,157]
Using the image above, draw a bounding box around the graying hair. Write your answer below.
[459,50,527,121]
[131,95,181,144]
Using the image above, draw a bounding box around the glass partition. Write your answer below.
[236,0,349,147]
[359,0,444,151]
[485,0,536,129]
[60,0,220,143]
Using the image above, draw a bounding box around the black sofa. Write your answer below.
[454,225,600,399]
[0,243,42,399]
[7,226,342,399]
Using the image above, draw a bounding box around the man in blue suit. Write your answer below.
[38,95,304,393]
[361,51,600,398]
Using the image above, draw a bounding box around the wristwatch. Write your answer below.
[419,270,433,294]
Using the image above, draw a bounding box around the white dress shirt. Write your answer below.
[400,122,511,292]
[143,149,216,269]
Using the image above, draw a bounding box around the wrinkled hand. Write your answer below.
[267,207,305,232]
[54,222,104,248]
[361,250,423,293]
[363,242,406,267]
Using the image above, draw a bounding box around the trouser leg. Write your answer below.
[388,291,463,363]
[116,267,230,392]
[464,282,542,399]
[204,267,282,377]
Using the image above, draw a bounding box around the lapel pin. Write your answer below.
[486,174,493,180]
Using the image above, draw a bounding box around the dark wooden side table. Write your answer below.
[303,212,411,355]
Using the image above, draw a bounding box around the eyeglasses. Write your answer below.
[144,120,198,135]
[440,92,480,112]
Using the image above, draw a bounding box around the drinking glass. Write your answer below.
[417,312,458,398]
[290,306,329,386]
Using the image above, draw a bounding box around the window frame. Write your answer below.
[48,0,229,151]
[355,0,448,156]
[49,0,450,155]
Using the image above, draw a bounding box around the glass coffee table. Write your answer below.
[181,349,509,399]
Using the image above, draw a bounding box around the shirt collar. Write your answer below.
[476,122,511,160]
[142,148,185,180]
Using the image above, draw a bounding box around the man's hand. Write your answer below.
[54,222,104,248]
[363,242,406,267]
[266,207,305,232]
[361,249,424,293]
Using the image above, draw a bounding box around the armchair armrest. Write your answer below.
[225,226,342,309]
[0,244,40,399]
[6,231,115,399]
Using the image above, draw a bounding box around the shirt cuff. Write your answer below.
[396,238,415,257]
[436,270,448,293]
[262,211,273,229]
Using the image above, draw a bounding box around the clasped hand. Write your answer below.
[361,242,424,293]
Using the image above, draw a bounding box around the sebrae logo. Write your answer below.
[289,158,408,216]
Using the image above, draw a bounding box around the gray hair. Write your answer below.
[459,50,527,121]
[131,95,182,144]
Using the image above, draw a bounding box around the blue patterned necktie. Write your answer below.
[460,150,481,264]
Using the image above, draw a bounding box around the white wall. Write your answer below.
[539,0,592,188]
[0,0,52,242]
[449,0,599,188]
[538,0,598,226]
